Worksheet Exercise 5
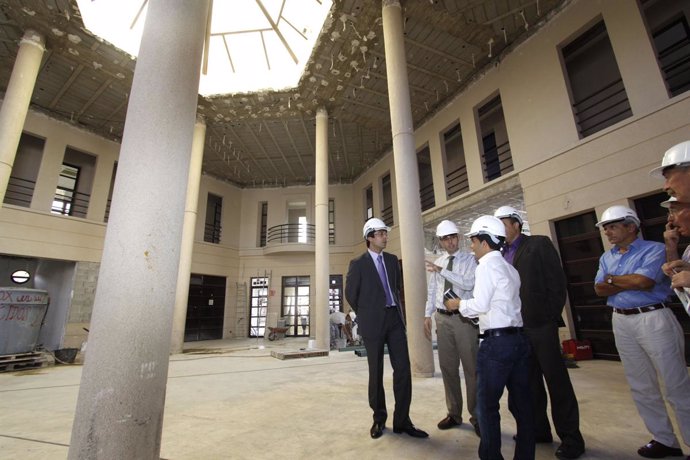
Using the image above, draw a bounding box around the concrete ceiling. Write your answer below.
[0,0,569,188]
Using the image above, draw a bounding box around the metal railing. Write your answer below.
[419,182,435,212]
[4,176,35,207]
[658,34,690,97]
[573,78,632,138]
[483,140,513,182]
[445,164,469,199]
[266,223,335,245]
[204,222,222,244]
[51,190,90,218]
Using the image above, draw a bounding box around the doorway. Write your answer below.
[184,274,226,342]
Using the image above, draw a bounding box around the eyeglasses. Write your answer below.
[439,234,458,241]
[668,205,690,217]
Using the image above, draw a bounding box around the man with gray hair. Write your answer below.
[650,140,690,201]
[424,220,479,436]
[594,205,690,459]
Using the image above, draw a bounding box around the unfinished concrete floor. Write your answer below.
[0,337,688,459]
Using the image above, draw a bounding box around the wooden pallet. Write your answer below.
[0,351,50,372]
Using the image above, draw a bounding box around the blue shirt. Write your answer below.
[595,238,672,308]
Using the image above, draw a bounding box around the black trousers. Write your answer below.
[522,323,584,449]
[362,307,412,429]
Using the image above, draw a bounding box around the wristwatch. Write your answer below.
[607,275,614,285]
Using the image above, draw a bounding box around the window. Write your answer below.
[249,277,269,337]
[204,193,222,243]
[417,145,435,212]
[282,276,310,336]
[51,148,96,218]
[329,275,343,312]
[477,95,513,182]
[287,201,308,243]
[561,20,632,138]
[364,185,373,221]
[381,173,394,226]
[52,164,80,216]
[328,199,335,244]
[5,132,44,208]
[258,201,268,247]
[642,0,690,97]
[442,122,468,199]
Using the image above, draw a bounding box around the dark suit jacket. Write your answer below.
[512,235,567,328]
[345,251,404,339]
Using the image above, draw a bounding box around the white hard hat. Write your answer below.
[650,141,690,178]
[465,215,506,243]
[493,206,524,225]
[363,217,390,238]
[596,205,641,228]
[436,220,459,237]
[660,196,677,208]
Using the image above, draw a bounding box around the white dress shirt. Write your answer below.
[459,250,523,333]
[425,250,477,317]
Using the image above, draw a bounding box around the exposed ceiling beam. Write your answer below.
[49,64,83,109]
[261,121,298,179]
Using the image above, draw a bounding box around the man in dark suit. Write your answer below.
[345,217,428,440]
[494,206,585,460]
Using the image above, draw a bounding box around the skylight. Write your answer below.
[76,0,332,96]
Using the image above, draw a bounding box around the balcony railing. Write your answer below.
[267,223,315,244]
[4,176,35,207]
[573,78,632,138]
[445,164,469,199]
[51,189,90,218]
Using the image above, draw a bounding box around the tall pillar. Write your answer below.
[170,117,207,354]
[0,30,45,205]
[381,0,434,377]
[314,107,330,350]
[68,1,210,459]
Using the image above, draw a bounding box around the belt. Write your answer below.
[436,309,460,316]
[612,303,666,315]
[478,326,522,339]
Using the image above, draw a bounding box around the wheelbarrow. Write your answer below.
[267,326,289,341]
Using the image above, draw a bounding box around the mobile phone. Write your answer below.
[443,288,459,301]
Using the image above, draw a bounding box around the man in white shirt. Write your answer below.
[424,220,479,435]
[445,215,535,460]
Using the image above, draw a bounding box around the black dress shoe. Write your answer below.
[393,424,429,438]
[637,440,683,458]
[473,423,481,438]
[370,422,385,439]
[555,443,585,459]
[437,416,461,430]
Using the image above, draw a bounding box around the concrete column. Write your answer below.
[0,30,44,205]
[381,0,434,377]
[314,107,330,350]
[68,1,210,459]
[170,118,206,354]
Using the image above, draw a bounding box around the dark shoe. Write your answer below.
[556,443,585,459]
[513,433,553,443]
[437,416,461,430]
[393,424,429,438]
[370,421,385,439]
[638,440,683,458]
[473,423,481,437]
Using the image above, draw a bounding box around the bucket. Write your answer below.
[307,339,316,349]
[54,348,79,364]
[0,288,49,355]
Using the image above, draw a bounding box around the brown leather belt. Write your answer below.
[612,303,666,315]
